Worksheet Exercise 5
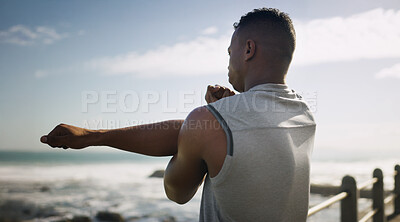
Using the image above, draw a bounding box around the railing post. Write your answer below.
[373,168,386,222]
[341,175,358,222]
[395,165,400,214]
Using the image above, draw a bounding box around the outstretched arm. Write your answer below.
[40,120,184,156]
[40,85,233,156]
[40,85,235,204]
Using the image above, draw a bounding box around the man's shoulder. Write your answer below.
[180,105,226,150]
[185,106,212,120]
[182,106,221,135]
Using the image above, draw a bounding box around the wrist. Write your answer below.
[87,129,107,146]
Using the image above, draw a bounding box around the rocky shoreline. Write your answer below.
[0,199,177,222]
[0,168,179,222]
[0,169,354,222]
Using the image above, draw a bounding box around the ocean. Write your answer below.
[0,150,399,221]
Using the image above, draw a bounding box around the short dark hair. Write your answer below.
[234,8,296,54]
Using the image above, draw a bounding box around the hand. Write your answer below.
[40,124,94,149]
[205,85,235,104]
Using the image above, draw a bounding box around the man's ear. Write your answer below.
[244,39,256,61]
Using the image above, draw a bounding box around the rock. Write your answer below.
[96,211,124,222]
[125,216,140,221]
[161,215,176,222]
[125,214,176,222]
[149,170,165,178]
[52,218,71,222]
[51,215,91,222]
[0,199,59,221]
[71,215,91,222]
[40,186,51,192]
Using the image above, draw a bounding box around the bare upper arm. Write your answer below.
[163,105,227,204]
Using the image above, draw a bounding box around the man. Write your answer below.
[41,8,316,221]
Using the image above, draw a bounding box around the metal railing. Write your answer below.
[307,164,400,222]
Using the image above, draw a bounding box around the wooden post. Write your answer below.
[373,168,385,222]
[341,175,358,222]
[395,165,400,214]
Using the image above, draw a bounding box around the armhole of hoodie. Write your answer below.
[206,104,233,156]
[206,104,234,185]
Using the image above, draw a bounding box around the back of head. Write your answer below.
[234,8,296,70]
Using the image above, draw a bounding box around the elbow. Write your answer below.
[164,183,190,205]
[175,199,189,205]
[164,177,192,205]
[167,193,189,205]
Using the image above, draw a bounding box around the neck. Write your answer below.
[244,76,285,92]
[242,61,288,92]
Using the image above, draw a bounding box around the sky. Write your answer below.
[0,0,399,158]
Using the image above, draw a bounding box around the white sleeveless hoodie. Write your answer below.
[200,83,316,222]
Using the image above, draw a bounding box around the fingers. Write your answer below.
[214,86,225,98]
[41,124,66,148]
[222,88,235,98]
[40,136,48,144]
[205,85,220,104]
[205,86,212,103]
[41,123,88,150]
[41,133,70,149]
[205,84,235,104]
[46,135,69,148]
[222,90,231,98]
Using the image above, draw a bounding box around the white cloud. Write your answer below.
[375,63,400,79]
[201,26,218,35]
[33,65,79,79]
[0,25,67,46]
[36,26,65,44]
[88,8,400,78]
[293,8,400,66]
[87,34,230,78]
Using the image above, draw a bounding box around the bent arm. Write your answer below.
[163,107,210,204]
[41,120,184,156]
